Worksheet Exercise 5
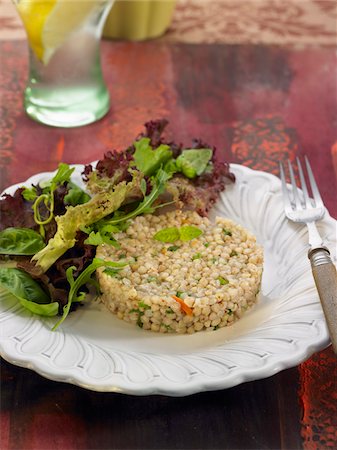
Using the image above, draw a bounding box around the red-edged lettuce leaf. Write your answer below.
[0,188,37,232]
[83,119,235,215]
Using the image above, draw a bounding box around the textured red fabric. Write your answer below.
[0,40,336,449]
[1,42,336,214]
[299,346,337,449]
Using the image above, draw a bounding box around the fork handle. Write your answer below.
[308,248,337,354]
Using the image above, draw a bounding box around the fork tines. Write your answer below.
[279,156,324,211]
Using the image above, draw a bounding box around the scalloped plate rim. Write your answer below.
[0,163,334,396]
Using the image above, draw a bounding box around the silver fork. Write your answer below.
[280,156,337,354]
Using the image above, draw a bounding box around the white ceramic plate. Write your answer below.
[0,164,336,396]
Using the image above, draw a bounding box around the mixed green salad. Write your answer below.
[0,120,235,329]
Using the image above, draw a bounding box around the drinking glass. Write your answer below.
[14,0,114,128]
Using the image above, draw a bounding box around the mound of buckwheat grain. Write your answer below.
[96,210,263,334]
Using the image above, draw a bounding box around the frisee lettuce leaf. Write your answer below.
[105,169,171,226]
[32,178,138,272]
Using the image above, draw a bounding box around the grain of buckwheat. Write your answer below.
[96,210,263,334]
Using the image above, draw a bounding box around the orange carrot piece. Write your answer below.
[172,295,193,316]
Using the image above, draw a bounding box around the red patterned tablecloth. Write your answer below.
[1,0,336,46]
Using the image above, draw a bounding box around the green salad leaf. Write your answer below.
[22,186,37,202]
[19,298,59,316]
[50,163,75,185]
[64,181,91,206]
[0,267,50,303]
[133,137,172,176]
[175,148,213,178]
[167,245,180,252]
[32,163,75,237]
[0,227,45,255]
[0,267,58,317]
[153,227,181,243]
[154,225,203,243]
[52,257,127,330]
[218,276,229,285]
[84,230,120,247]
[179,225,203,241]
[106,169,171,226]
[192,253,202,260]
[33,179,137,272]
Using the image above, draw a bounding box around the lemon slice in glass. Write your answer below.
[17,0,102,65]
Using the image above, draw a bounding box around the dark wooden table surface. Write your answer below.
[1,9,337,449]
